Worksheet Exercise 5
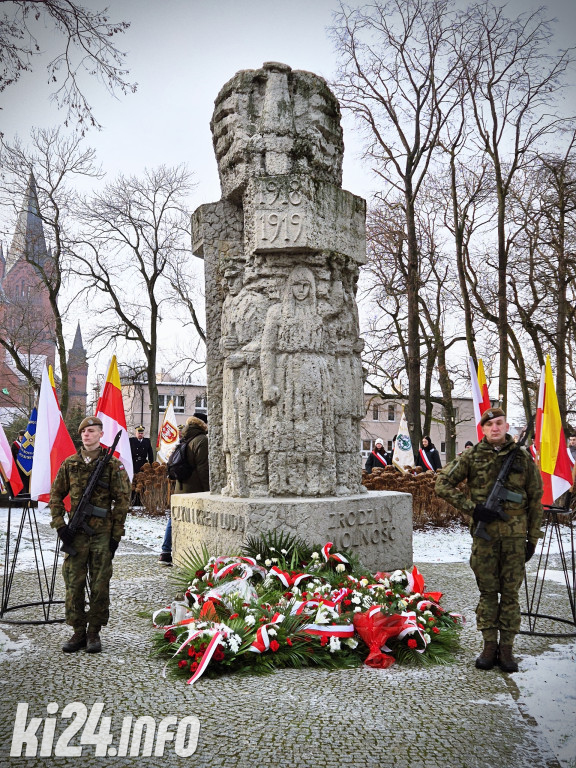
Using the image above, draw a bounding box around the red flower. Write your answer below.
[199,643,206,652]
[286,638,293,647]
[432,626,440,634]
[164,630,177,643]
[270,640,280,652]
[229,613,239,619]
[320,636,328,646]
[407,638,418,649]
[195,569,205,578]
[213,647,225,662]
[189,661,199,672]
[344,599,352,606]
[178,660,188,669]
[195,651,204,660]
[188,647,196,657]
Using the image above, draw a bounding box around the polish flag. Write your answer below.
[0,423,24,496]
[156,398,179,464]
[95,355,133,481]
[534,355,573,505]
[30,365,76,506]
[468,357,491,441]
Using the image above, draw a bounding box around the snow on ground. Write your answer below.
[1,507,574,766]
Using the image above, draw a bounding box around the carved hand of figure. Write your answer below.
[263,385,280,405]
[226,352,246,369]
[221,334,239,350]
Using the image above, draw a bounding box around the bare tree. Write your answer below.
[0,0,136,130]
[0,127,101,415]
[456,2,573,410]
[73,165,199,443]
[331,0,462,446]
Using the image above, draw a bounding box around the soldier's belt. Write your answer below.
[83,503,108,518]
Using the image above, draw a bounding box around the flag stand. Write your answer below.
[520,497,575,637]
[0,495,65,625]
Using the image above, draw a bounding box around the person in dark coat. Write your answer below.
[416,435,442,472]
[129,426,154,474]
[159,414,209,566]
[365,439,390,472]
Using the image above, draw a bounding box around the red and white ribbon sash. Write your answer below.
[248,613,285,654]
[371,450,388,466]
[303,623,355,637]
[418,449,434,471]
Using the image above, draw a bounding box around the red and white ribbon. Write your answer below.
[187,632,223,685]
[418,449,434,471]
[248,613,285,654]
[269,566,313,589]
[303,623,355,637]
[322,542,349,564]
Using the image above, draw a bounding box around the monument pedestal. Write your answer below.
[171,491,412,573]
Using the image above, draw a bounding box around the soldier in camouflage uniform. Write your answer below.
[435,408,543,673]
[50,417,131,653]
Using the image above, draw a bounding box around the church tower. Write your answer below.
[67,323,88,413]
[0,173,57,414]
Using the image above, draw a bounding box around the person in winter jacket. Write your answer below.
[416,435,442,472]
[365,439,390,472]
[159,414,209,566]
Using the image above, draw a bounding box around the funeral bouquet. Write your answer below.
[152,531,463,685]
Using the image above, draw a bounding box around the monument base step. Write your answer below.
[171,491,412,573]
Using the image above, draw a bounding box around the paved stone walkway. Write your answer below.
[0,516,572,768]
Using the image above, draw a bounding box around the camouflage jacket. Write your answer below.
[435,436,543,544]
[49,448,131,541]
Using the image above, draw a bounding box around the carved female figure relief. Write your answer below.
[261,265,336,496]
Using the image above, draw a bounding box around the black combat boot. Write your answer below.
[498,644,519,673]
[62,628,87,653]
[86,626,102,654]
[475,640,498,670]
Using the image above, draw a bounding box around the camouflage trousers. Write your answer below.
[470,536,525,643]
[62,530,113,630]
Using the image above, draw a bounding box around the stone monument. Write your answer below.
[172,62,412,572]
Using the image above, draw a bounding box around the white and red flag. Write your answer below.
[156,398,179,464]
[95,355,133,481]
[468,357,491,441]
[30,365,76,507]
[534,355,573,505]
[0,423,24,496]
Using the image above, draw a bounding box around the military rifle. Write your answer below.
[59,430,122,556]
[474,417,535,541]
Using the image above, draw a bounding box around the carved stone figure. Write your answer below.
[194,62,367,499]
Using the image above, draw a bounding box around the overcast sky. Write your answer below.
[1,0,575,401]
[3,0,575,207]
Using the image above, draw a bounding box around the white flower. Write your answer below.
[362,596,373,608]
[345,638,358,649]
[336,564,346,573]
[256,554,262,561]
[271,558,279,563]
[311,552,320,560]
[281,549,287,554]
[268,628,277,636]
[265,559,272,567]
[245,614,256,626]
[329,636,341,653]
[270,547,276,551]
[424,633,431,645]
[351,595,361,605]
[354,606,362,613]
[360,578,369,587]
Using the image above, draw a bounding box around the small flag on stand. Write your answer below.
[157,398,179,464]
[392,409,414,471]
[468,357,491,441]
[95,356,134,481]
[30,365,76,507]
[534,355,573,505]
[0,423,24,496]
